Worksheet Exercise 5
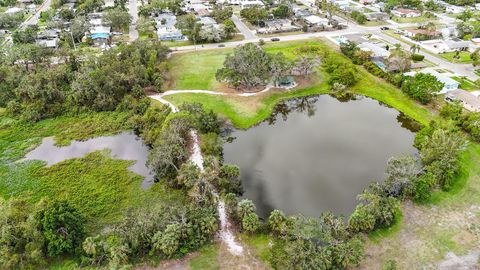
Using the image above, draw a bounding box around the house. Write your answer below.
[446,89,480,112]
[441,26,458,39]
[358,42,390,59]
[445,5,465,14]
[444,39,471,51]
[404,68,460,94]
[37,38,58,48]
[5,7,24,14]
[359,0,375,4]
[154,13,184,41]
[404,29,441,39]
[304,15,329,27]
[26,4,36,13]
[391,8,421,18]
[103,0,115,8]
[257,19,300,34]
[364,12,389,21]
[240,0,264,8]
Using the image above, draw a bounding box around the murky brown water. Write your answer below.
[223,95,419,218]
[24,132,154,189]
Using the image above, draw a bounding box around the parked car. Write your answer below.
[271,38,280,42]
[218,44,225,47]
[380,26,390,30]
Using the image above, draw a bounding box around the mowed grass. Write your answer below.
[167,40,326,91]
[440,51,473,64]
[166,39,435,128]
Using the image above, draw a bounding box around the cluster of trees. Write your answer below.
[81,204,218,268]
[240,6,268,25]
[351,11,367,25]
[0,11,24,29]
[138,0,184,17]
[175,14,236,43]
[0,198,86,269]
[340,41,445,104]
[1,40,170,121]
[216,43,320,90]
[440,101,480,143]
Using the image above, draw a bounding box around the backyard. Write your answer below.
[440,51,473,64]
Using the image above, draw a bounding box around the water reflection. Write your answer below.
[223,95,418,218]
[24,132,154,189]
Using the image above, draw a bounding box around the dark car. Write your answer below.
[218,44,226,47]
[271,38,280,41]
[380,27,390,30]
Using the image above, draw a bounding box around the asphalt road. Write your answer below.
[128,0,139,41]
[231,14,256,40]
[169,20,479,81]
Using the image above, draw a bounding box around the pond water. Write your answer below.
[24,132,154,189]
[223,95,419,218]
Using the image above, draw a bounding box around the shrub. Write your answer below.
[411,54,424,61]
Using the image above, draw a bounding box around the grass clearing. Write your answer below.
[452,76,479,91]
[190,245,220,270]
[240,233,272,266]
[440,51,473,64]
[166,39,434,128]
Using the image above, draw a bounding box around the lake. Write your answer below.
[223,95,419,218]
[24,132,154,189]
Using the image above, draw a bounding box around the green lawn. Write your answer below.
[439,51,473,64]
[391,15,437,23]
[166,39,435,128]
[190,245,220,270]
[452,76,479,91]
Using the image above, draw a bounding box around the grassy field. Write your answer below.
[440,51,473,64]
[0,111,185,234]
[165,39,434,128]
[391,15,437,23]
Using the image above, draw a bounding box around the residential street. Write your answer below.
[231,14,256,40]
[169,21,479,81]
[20,0,53,29]
[128,0,139,41]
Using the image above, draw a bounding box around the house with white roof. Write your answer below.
[5,7,24,14]
[154,13,184,41]
[304,15,329,27]
[391,8,421,18]
[240,0,264,8]
[358,42,390,59]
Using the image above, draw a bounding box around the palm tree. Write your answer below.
[410,44,420,55]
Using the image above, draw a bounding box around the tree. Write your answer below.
[199,24,226,43]
[471,48,480,67]
[293,56,321,76]
[148,114,194,181]
[223,19,236,39]
[77,0,103,13]
[103,8,132,32]
[268,209,293,236]
[316,0,335,21]
[37,200,85,257]
[236,199,256,221]
[420,128,466,189]
[12,26,38,44]
[351,10,367,24]
[0,198,47,270]
[240,6,268,25]
[216,43,271,89]
[269,52,292,87]
[152,223,182,257]
[273,4,291,18]
[71,16,90,43]
[401,73,443,104]
[242,213,260,233]
[386,49,411,72]
[210,5,233,22]
[410,44,420,55]
[176,14,202,43]
[383,155,418,198]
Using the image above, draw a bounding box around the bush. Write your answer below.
[200,132,223,157]
[411,54,425,61]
